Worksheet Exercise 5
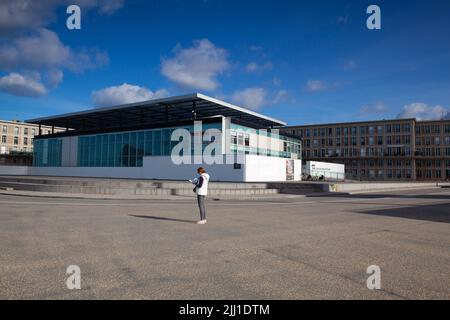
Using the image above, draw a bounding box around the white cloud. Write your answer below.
[272,90,288,105]
[92,83,169,107]
[272,76,282,86]
[360,102,388,115]
[305,80,327,92]
[0,72,47,97]
[45,69,64,89]
[231,88,267,110]
[0,1,120,98]
[397,103,448,121]
[0,28,108,73]
[245,61,273,73]
[0,0,124,32]
[161,39,229,91]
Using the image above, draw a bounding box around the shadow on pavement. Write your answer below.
[352,203,450,224]
[128,214,196,224]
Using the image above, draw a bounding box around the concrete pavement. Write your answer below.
[0,188,449,299]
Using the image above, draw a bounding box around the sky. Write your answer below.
[0,0,449,125]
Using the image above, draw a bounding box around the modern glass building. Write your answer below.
[27,93,302,182]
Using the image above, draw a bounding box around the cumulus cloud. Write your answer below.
[272,90,288,105]
[161,39,229,91]
[397,103,448,121]
[0,0,120,98]
[245,61,273,73]
[45,69,64,89]
[0,0,124,32]
[0,28,108,73]
[304,80,340,92]
[0,72,47,97]
[92,83,169,107]
[305,80,327,92]
[231,88,267,110]
[360,102,388,115]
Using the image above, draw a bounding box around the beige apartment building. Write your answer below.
[281,118,450,181]
[0,120,64,155]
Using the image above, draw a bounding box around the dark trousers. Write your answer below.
[197,195,206,220]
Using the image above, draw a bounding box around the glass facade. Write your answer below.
[77,123,221,167]
[230,123,301,159]
[33,121,301,167]
[33,138,62,167]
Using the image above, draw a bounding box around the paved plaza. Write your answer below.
[0,188,449,299]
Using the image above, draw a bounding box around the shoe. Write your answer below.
[196,220,207,225]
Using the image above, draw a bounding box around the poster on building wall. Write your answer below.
[286,160,294,181]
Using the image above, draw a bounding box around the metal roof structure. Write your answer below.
[26,93,286,132]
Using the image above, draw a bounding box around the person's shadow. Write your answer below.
[128,214,196,224]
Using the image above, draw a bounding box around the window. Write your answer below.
[403,123,411,133]
[1,135,6,143]
[2,126,7,134]
[24,128,28,135]
[31,128,36,136]
[231,131,237,145]
[435,137,441,145]
[445,125,450,134]
[14,127,19,135]
[13,136,18,145]
[360,126,366,135]
[24,137,28,145]
[244,134,250,147]
[378,137,383,145]
[386,125,392,133]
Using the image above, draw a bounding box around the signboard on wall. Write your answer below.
[286,160,294,181]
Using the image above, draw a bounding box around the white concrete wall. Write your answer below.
[244,155,302,182]
[0,165,29,175]
[28,155,301,182]
[142,156,244,181]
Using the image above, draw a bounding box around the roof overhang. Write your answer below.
[26,93,286,132]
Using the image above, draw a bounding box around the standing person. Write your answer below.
[190,167,210,225]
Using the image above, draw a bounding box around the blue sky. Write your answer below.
[0,0,449,125]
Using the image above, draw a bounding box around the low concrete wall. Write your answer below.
[327,182,439,193]
[0,166,29,175]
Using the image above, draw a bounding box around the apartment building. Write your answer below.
[0,120,64,155]
[280,118,450,181]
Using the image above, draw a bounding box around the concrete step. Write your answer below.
[0,176,271,190]
[0,181,171,195]
[0,180,279,197]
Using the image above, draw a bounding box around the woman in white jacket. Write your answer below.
[190,167,210,225]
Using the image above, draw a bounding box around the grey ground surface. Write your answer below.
[0,188,449,300]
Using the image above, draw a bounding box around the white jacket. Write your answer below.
[195,173,210,196]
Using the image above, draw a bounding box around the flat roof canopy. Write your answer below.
[27,93,286,132]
